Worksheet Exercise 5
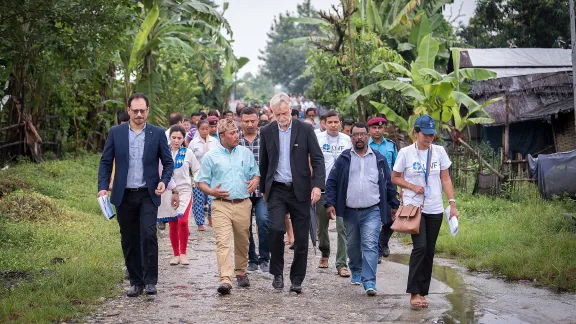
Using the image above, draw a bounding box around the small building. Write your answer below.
[449,48,576,156]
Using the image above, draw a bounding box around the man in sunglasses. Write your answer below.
[98,93,174,297]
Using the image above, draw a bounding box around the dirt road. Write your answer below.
[86,221,576,324]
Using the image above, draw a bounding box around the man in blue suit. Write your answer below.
[98,93,174,297]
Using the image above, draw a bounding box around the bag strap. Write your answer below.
[420,146,433,208]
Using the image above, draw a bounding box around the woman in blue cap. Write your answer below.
[391,114,460,308]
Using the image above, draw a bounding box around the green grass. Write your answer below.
[0,155,124,323]
[434,188,576,291]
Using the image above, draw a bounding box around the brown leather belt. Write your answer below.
[215,198,247,204]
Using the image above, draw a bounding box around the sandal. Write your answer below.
[198,225,207,231]
[419,296,429,308]
[169,256,180,265]
[318,258,329,268]
[410,294,424,309]
[338,267,351,277]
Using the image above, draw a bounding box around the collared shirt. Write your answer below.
[346,147,380,208]
[239,130,262,197]
[274,121,293,183]
[127,123,147,188]
[369,137,397,170]
[197,145,260,200]
[189,134,218,165]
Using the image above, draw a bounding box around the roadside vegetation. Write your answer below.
[0,154,123,323]
[434,188,576,291]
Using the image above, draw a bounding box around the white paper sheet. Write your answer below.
[98,195,116,220]
[444,205,458,236]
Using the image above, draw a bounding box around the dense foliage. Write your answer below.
[458,0,570,48]
[0,0,240,161]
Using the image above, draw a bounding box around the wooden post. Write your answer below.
[570,0,576,135]
[504,94,510,159]
[458,138,505,179]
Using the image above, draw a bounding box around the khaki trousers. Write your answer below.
[211,199,252,284]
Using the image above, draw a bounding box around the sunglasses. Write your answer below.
[129,108,148,115]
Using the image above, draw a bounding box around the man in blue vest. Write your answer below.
[367,117,398,263]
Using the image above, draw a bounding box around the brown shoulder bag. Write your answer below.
[391,146,432,235]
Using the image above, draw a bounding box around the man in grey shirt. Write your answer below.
[324,122,399,297]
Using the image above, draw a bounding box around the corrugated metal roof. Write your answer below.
[449,48,572,78]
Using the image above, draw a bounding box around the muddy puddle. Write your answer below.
[386,254,576,324]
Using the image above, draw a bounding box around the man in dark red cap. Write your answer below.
[206,116,219,141]
[367,116,398,262]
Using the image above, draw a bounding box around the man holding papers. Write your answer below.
[97,93,174,297]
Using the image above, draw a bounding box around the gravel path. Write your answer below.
[86,221,576,324]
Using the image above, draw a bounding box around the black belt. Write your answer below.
[346,203,378,211]
[273,181,293,189]
[215,198,247,204]
[126,187,147,192]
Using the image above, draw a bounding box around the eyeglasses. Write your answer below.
[351,133,368,138]
[130,108,148,115]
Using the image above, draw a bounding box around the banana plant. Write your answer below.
[120,0,238,124]
[345,33,499,136]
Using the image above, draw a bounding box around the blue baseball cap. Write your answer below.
[414,115,436,135]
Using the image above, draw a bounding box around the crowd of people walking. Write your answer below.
[97,92,460,309]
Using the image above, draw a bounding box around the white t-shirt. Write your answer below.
[393,144,451,214]
[316,131,352,183]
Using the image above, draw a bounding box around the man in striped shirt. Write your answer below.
[238,107,270,273]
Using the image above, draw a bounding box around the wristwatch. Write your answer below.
[172,190,179,195]
[448,199,456,204]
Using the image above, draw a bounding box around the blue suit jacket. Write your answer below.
[98,122,174,207]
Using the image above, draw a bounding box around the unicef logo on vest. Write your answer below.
[322,143,330,152]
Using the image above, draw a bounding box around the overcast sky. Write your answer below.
[214,0,476,76]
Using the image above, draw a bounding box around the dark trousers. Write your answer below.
[248,196,270,264]
[267,183,311,284]
[407,212,443,296]
[378,220,394,256]
[116,189,159,286]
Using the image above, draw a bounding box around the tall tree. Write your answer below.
[458,0,570,48]
[259,0,320,94]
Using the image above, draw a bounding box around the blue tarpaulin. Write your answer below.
[528,150,576,199]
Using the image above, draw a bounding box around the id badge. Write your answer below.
[424,185,431,197]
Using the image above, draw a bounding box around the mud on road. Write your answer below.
[87,221,576,324]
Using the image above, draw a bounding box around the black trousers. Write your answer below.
[267,183,311,284]
[378,205,393,256]
[116,189,159,286]
[407,212,443,296]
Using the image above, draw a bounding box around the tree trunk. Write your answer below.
[346,2,364,122]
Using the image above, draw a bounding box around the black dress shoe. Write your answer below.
[382,245,390,258]
[272,275,284,290]
[145,284,157,295]
[290,281,302,294]
[217,283,232,295]
[126,285,144,297]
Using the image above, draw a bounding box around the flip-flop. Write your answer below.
[410,300,423,309]
[419,297,429,308]
[338,267,351,277]
[318,258,329,268]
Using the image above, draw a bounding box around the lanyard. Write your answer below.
[415,143,431,185]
